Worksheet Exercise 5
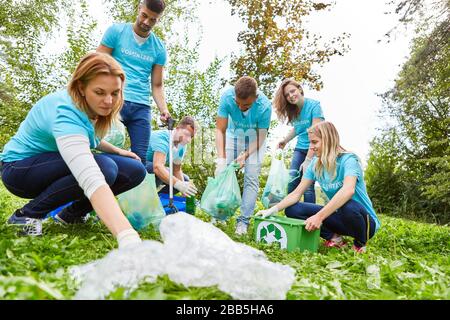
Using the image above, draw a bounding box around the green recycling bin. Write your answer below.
[254,215,320,253]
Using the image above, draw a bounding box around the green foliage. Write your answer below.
[366,17,450,224]
[0,85,29,149]
[0,0,98,149]
[226,0,349,95]
[0,0,67,104]
[104,0,199,40]
[420,144,450,206]
[164,38,226,128]
[0,0,59,126]
[0,182,449,300]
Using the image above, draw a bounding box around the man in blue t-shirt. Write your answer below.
[215,76,272,235]
[146,116,198,197]
[97,0,170,164]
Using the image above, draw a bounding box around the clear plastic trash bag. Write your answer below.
[261,152,299,209]
[70,213,296,300]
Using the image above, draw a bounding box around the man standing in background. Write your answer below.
[97,0,170,164]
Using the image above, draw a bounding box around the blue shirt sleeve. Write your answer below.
[217,93,230,118]
[311,101,325,119]
[155,43,167,66]
[258,101,272,129]
[342,155,361,179]
[303,158,317,181]
[150,135,169,158]
[101,24,119,49]
[53,105,90,139]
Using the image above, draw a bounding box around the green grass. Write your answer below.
[0,181,449,300]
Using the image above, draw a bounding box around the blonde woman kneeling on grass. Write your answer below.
[255,121,380,253]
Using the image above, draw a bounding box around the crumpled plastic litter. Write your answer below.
[69,213,295,300]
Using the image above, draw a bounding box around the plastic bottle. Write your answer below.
[186,179,196,214]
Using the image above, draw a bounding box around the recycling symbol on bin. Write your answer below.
[256,222,288,249]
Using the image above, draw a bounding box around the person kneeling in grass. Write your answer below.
[256,121,380,253]
[145,116,198,197]
[0,52,146,249]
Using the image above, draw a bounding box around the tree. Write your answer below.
[0,0,102,149]
[104,0,199,40]
[366,2,450,223]
[226,0,349,95]
[0,0,64,147]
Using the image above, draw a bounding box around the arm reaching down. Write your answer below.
[56,134,140,246]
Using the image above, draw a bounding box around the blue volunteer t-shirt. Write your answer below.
[0,89,100,163]
[303,153,381,231]
[217,87,272,140]
[146,130,186,165]
[101,23,167,106]
[292,98,324,150]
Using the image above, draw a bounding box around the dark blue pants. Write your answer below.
[285,199,376,247]
[145,161,189,194]
[288,148,316,203]
[1,152,146,219]
[120,100,151,165]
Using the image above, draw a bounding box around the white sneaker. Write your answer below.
[235,222,248,236]
[21,218,43,236]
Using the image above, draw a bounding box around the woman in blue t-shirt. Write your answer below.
[256,121,380,253]
[273,78,324,203]
[0,52,146,249]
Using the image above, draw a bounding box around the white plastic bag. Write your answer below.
[70,213,295,300]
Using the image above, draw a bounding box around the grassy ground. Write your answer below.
[0,182,449,300]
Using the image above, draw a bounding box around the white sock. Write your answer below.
[116,229,141,249]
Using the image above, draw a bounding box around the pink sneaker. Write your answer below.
[323,236,347,248]
[352,245,367,253]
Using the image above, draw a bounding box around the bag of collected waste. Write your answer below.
[261,152,298,208]
[103,119,126,149]
[200,162,241,220]
[117,173,165,230]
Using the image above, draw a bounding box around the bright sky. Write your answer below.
[87,0,416,164]
[195,0,416,164]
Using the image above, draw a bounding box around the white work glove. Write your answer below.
[214,158,227,176]
[301,157,313,175]
[174,180,198,196]
[255,205,280,218]
[117,228,142,250]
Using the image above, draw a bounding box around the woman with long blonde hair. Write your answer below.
[1,52,146,249]
[256,121,380,253]
[273,78,324,203]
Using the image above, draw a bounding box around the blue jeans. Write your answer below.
[1,152,146,219]
[145,161,189,194]
[288,148,316,203]
[226,135,266,226]
[285,199,376,247]
[120,100,151,165]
